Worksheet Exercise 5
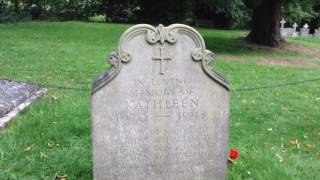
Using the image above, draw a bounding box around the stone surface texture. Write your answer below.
[0,79,45,129]
[91,24,230,180]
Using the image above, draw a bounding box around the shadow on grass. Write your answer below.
[200,28,300,57]
[204,36,250,55]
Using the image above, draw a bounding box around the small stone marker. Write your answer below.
[0,79,45,129]
[300,23,310,37]
[292,23,299,37]
[91,24,230,180]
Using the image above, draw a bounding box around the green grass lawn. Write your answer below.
[0,22,319,180]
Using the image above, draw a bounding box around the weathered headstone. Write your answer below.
[0,79,45,129]
[300,23,310,37]
[280,18,287,37]
[314,28,320,37]
[292,23,299,37]
[282,28,294,37]
[91,24,230,180]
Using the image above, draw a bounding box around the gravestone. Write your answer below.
[282,28,294,37]
[292,23,299,37]
[280,18,287,37]
[286,28,294,37]
[0,79,45,129]
[91,24,230,180]
[300,23,310,37]
[314,28,320,37]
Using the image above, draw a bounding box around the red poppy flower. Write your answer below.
[229,149,239,160]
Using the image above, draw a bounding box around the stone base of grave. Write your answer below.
[0,79,46,129]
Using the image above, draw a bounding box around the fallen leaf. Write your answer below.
[55,173,68,180]
[48,142,54,148]
[276,153,284,163]
[40,152,48,159]
[289,139,300,149]
[51,96,59,100]
[289,140,296,145]
[305,143,315,148]
[23,145,33,152]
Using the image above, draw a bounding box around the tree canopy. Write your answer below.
[1,0,318,27]
[0,0,319,46]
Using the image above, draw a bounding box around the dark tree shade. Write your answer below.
[0,1,4,13]
[137,0,190,25]
[101,0,137,22]
[242,0,263,9]
[13,0,20,13]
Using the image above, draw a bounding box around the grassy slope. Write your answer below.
[0,22,319,180]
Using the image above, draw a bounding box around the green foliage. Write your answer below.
[88,15,105,22]
[99,0,138,23]
[0,0,100,21]
[44,0,100,20]
[0,0,319,31]
[222,0,251,28]
[282,1,317,25]
[193,0,251,29]
[312,1,320,27]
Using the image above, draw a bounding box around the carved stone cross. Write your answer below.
[292,23,299,37]
[280,18,286,29]
[292,23,298,31]
[152,46,172,75]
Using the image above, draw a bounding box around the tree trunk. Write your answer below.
[104,1,112,22]
[13,0,19,14]
[247,0,282,47]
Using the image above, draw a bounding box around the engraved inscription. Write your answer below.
[102,76,223,179]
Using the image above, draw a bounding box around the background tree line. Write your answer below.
[0,0,319,47]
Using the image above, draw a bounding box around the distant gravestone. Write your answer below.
[91,24,230,180]
[300,23,310,37]
[287,28,294,36]
[292,23,299,37]
[280,18,287,37]
[282,28,294,37]
[0,79,45,129]
[314,28,320,37]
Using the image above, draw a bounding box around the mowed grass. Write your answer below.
[0,22,319,179]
